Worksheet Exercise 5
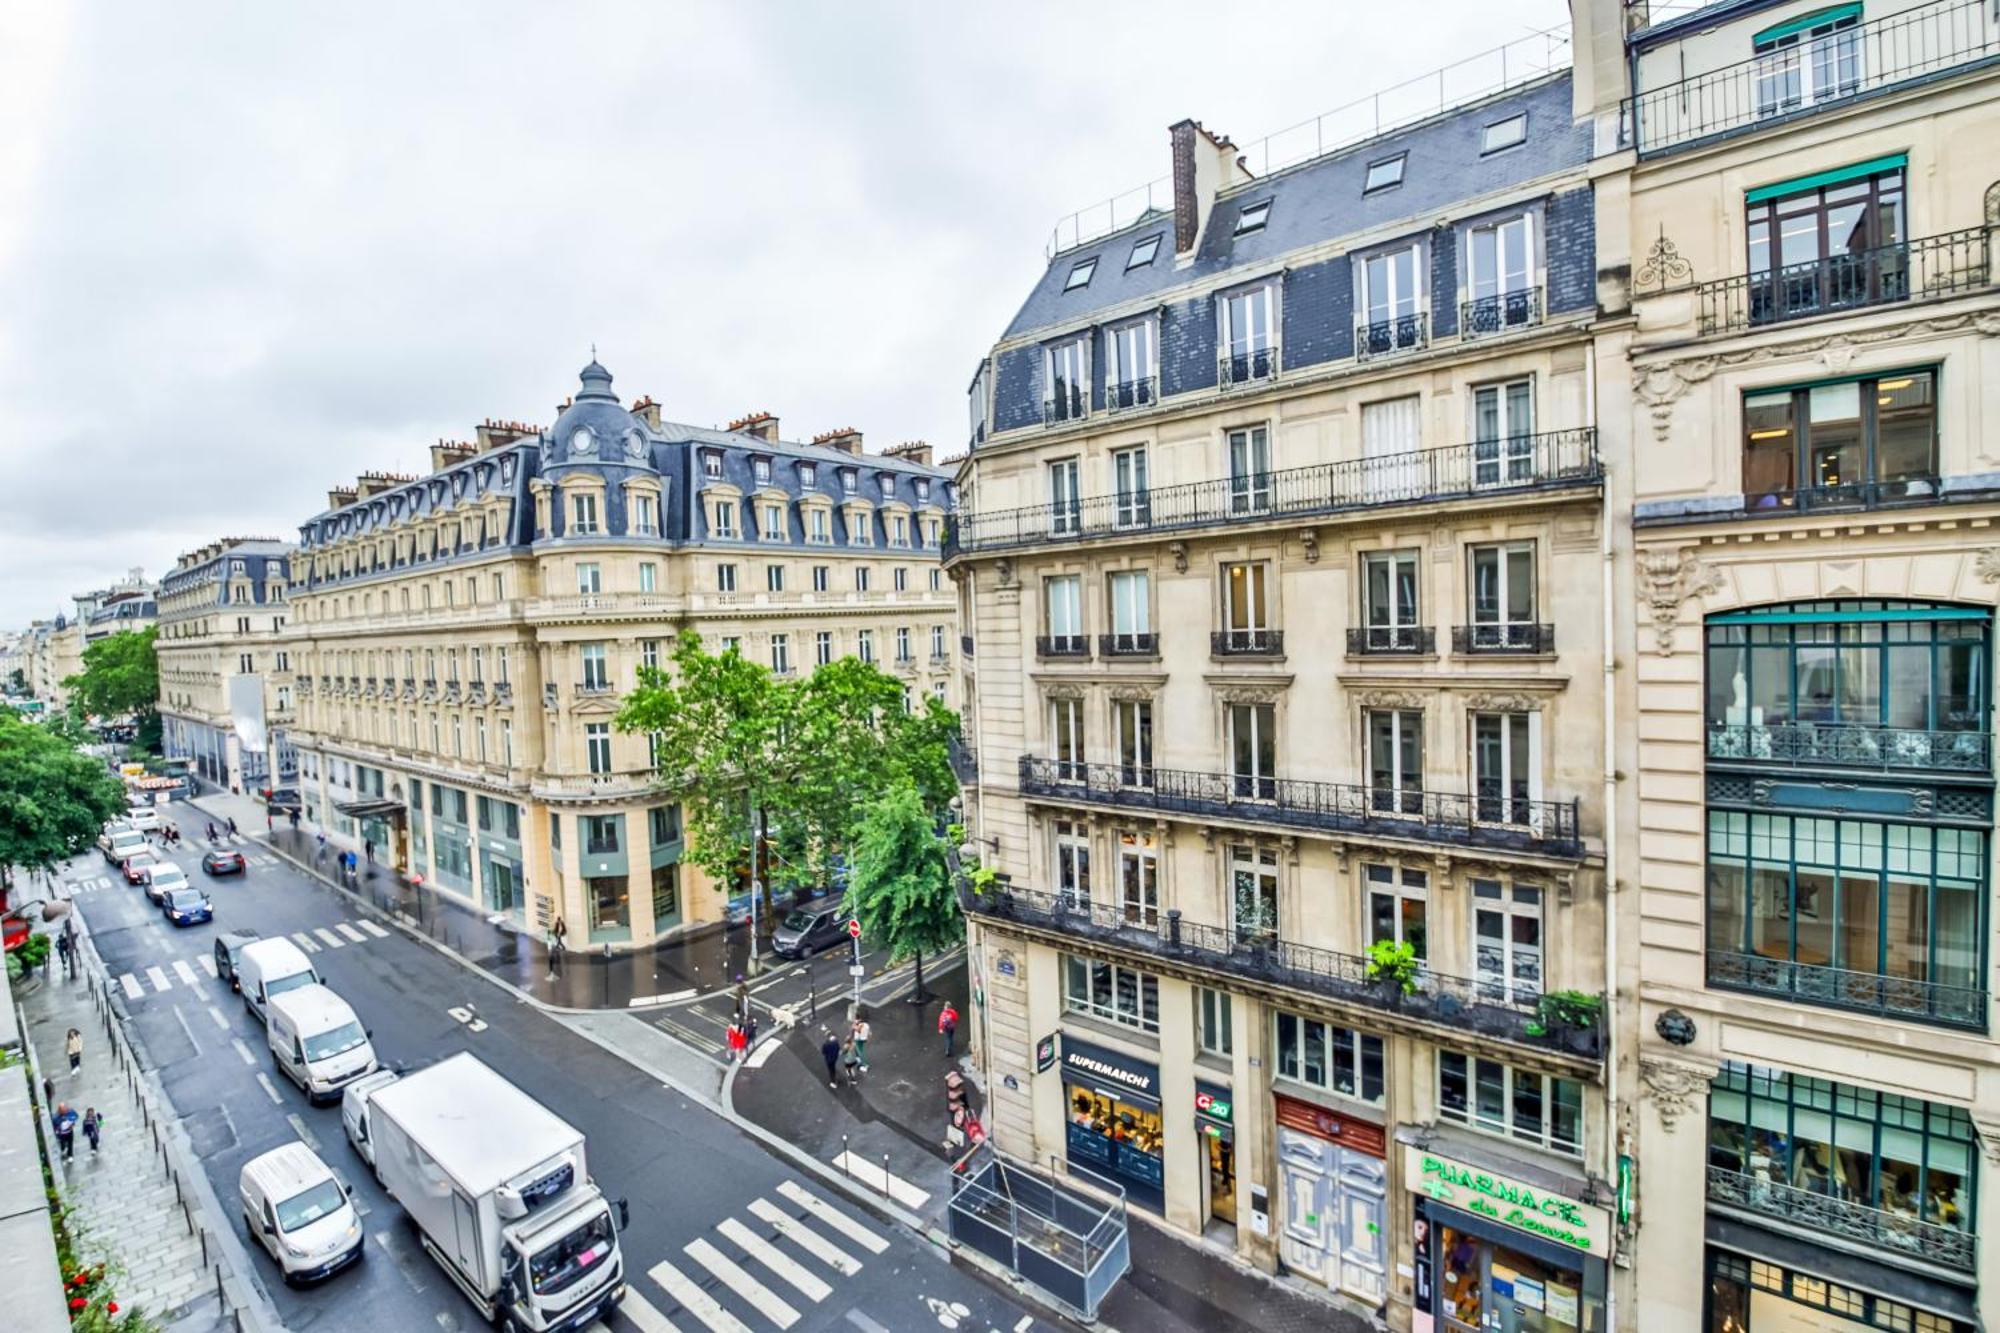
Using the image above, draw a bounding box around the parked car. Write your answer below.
[264,786,301,812]
[125,805,162,832]
[724,884,797,928]
[771,901,850,959]
[122,852,160,885]
[214,930,261,991]
[101,826,147,864]
[144,862,190,904]
[203,849,247,877]
[238,1142,364,1285]
[162,887,213,927]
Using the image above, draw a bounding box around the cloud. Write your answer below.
[0,0,1568,624]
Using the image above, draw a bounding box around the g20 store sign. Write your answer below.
[1402,1146,1612,1259]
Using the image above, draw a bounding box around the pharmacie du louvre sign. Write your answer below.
[1403,1145,1612,1259]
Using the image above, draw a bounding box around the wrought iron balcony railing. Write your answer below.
[1697,229,1991,336]
[1454,623,1556,655]
[1043,385,1087,427]
[1356,311,1429,360]
[1018,755,1583,858]
[963,882,1601,1062]
[943,429,1599,557]
[1218,345,1280,389]
[1624,0,2000,155]
[1707,1166,1975,1273]
[1099,632,1158,657]
[1708,950,1985,1031]
[1707,721,1991,774]
[1347,626,1435,656]
[1105,376,1159,413]
[1036,634,1091,660]
[1460,287,1543,339]
[1211,629,1284,659]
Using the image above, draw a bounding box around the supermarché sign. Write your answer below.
[1403,1145,1612,1259]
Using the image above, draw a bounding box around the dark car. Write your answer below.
[771,902,850,960]
[203,849,247,876]
[264,787,301,813]
[214,929,260,990]
[162,887,213,927]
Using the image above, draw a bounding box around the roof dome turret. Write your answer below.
[547,358,653,469]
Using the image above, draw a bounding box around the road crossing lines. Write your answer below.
[171,959,199,988]
[335,922,367,943]
[647,1259,753,1333]
[683,1238,799,1328]
[774,1181,889,1254]
[744,1198,862,1276]
[290,931,320,953]
[110,914,393,1003]
[119,973,144,1000]
[356,920,390,938]
[199,954,219,978]
[715,1217,831,1303]
[605,1289,683,1333]
[311,926,346,949]
[146,965,172,993]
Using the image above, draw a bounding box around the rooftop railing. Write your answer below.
[1696,228,1991,336]
[1707,1166,1975,1273]
[945,429,1598,558]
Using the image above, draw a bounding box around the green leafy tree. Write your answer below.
[844,780,960,1003]
[0,710,125,897]
[63,627,160,752]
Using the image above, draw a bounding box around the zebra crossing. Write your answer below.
[596,1179,897,1333]
[110,916,390,998]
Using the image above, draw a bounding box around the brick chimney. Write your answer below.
[356,472,402,498]
[728,411,780,443]
[430,439,476,472]
[884,441,933,467]
[327,485,358,510]
[630,397,662,431]
[475,419,539,453]
[812,427,864,456]
[1169,118,1254,258]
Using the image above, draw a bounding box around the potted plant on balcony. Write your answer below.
[1365,940,1421,998]
[1529,989,1602,1051]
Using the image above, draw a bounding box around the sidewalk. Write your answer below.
[729,965,1375,1333]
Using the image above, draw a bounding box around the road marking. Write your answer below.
[844,1314,891,1333]
[830,1151,931,1210]
[371,1230,429,1295]
[119,973,144,1000]
[717,1216,831,1303]
[357,921,390,938]
[313,927,346,949]
[743,1039,781,1070]
[207,1005,229,1030]
[745,1199,861,1276]
[255,1071,283,1104]
[291,932,320,953]
[628,988,696,1007]
[1015,1317,1034,1333]
[173,1004,201,1052]
[611,1288,683,1333]
[647,1258,753,1333]
[775,1181,888,1254]
[336,922,367,943]
[147,965,172,993]
[685,1236,798,1328]
[199,954,219,978]
[173,959,200,988]
[286,1112,320,1152]
[232,1038,259,1066]
[446,1006,488,1034]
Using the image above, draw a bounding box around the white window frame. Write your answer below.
[815,631,833,666]
[1471,378,1536,486]
[1048,457,1082,534]
[1045,575,1083,642]
[767,564,784,593]
[1051,696,1084,779]
[1228,842,1280,943]
[580,643,608,690]
[812,565,829,593]
[1361,243,1424,326]
[1053,819,1091,907]
[1361,549,1421,649]
[1274,1012,1386,1105]
[1228,702,1277,800]
[1472,879,1544,1003]
[1227,426,1272,513]
[1218,281,1277,383]
[1044,338,1090,424]
[716,563,737,593]
[1471,710,1542,827]
[1222,562,1270,638]
[1106,318,1156,407]
[1111,446,1149,528]
[1115,698,1152,787]
[1366,863,1429,960]
[1062,956,1160,1033]
[1440,1052,1581,1156]
[1118,828,1158,927]
[576,562,602,595]
[1108,570,1150,642]
[1367,708,1424,812]
[1197,986,1233,1056]
[585,723,612,775]
[638,562,657,593]
[571,492,600,535]
[1468,541,1537,640]
[712,501,736,538]
[771,634,791,675]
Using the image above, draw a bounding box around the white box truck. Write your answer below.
[370,1053,627,1332]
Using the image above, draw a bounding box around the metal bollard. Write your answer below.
[200,1228,208,1265]
[882,1153,891,1197]
[216,1264,225,1302]
[841,1135,850,1180]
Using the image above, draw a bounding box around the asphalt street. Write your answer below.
[68,808,1052,1333]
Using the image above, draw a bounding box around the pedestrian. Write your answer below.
[206,821,217,842]
[819,1029,841,1089]
[732,974,749,1024]
[551,916,568,958]
[55,931,72,978]
[851,1016,871,1072]
[725,1022,746,1064]
[938,1002,959,1058]
[290,809,300,830]
[744,1010,759,1050]
[227,816,238,837]
[42,1075,53,1108]
[65,1027,82,1074]
[52,1102,77,1161]
[81,1107,101,1155]
[365,841,374,865]
[842,1033,863,1085]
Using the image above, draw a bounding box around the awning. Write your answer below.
[1707,1214,1977,1323]
[333,798,405,820]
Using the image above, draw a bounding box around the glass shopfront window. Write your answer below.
[1060,1037,1164,1213]
[1062,955,1160,1033]
[588,875,631,942]
[1706,1249,1973,1333]
[1740,371,1935,507]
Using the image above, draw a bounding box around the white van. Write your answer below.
[238,1142,364,1284]
[267,985,378,1103]
[237,937,321,1023]
[340,1069,401,1174]
[101,827,148,865]
[125,805,162,832]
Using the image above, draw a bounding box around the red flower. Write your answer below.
[107,1303,119,1314]
[69,1296,85,1310]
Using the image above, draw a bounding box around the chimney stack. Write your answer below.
[430,439,477,472]
[630,397,662,430]
[327,485,358,510]
[1169,118,1253,258]
[812,427,863,455]
[728,411,780,443]
[475,419,538,453]
[884,441,933,468]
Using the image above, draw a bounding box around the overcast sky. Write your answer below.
[0,0,1567,629]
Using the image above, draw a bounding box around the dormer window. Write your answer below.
[703,452,723,479]
[1363,153,1406,194]
[915,479,930,501]
[712,501,736,538]
[841,469,858,496]
[879,474,895,499]
[762,502,785,539]
[799,462,816,488]
[753,457,772,485]
[1481,113,1527,154]
[1126,235,1162,270]
[1064,257,1097,291]
[1234,200,1272,235]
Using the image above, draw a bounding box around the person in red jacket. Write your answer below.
[938,1002,959,1058]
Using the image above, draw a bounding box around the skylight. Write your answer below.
[1481,114,1527,154]
[1126,234,1162,270]
[1064,258,1098,291]
[1363,154,1406,194]
[1234,200,1273,235]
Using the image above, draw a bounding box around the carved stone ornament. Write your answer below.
[1106,683,1158,704]
[1654,1007,1696,1046]
[1042,683,1086,703]
[1974,548,2000,584]
[1299,528,1321,564]
[1986,179,2000,227]
[1972,1115,2000,1168]
[1463,692,1541,714]
[1168,541,1189,574]
[1632,227,1693,293]
[1640,1056,1713,1134]
[1215,683,1284,707]
[1355,689,1429,711]
[994,557,1016,588]
[1636,547,1722,656]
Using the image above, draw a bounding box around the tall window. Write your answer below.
[585,723,612,774]
[1361,550,1420,650]
[1366,863,1428,960]
[855,567,871,592]
[896,627,911,662]
[1197,987,1233,1057]
[1747,165,1902,325]
[771,634,791,674]
[1753,9,1861,116]
[1368,709,1423,814]
[812,564,829,592]
[576,562,601,594]
[1360,243,1424,353]
[717,563,737,593]
[1472,711,1538,825]
[1112,446,1150,528]
[810,509,830,543]
[1229,702,1276,800]
[766,564,784,593]
[1051,697,1085,781]
[1465,213,1535,333]
[1045,338,1088,423]
[633,494,659,535]
[855,629,874,663]
[1227,426,1271,514]
[1742,370,1935,508]
[1054,820,1091,907]
[1045,575,1083,650]
[1362,394,1422,497]
[638,562,657,593]
[1440,1053,1581,1155]
[1276,1013,1384,1104]
[584,814,621,855]
[1115,699,1153,787]
[1118,829,1158,927]
[1469,542,1537,649]
[1473,379,1535,486]
[1048,458,1082,534]
[1108,570,1150,651]
[1230,843,1279,945]
[893,566,907,592]
[1473,879,1543,1002]
[580,643,608,690]
[1107,319,1155,408]
[712,501,736,538]
[1220,282,1276,384]
[815,631,833,666]
[571,493,600,534]
[639,639,660,672]
[1063,956,1159,1032]
[1221,562,1270,648]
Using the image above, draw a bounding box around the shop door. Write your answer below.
[1206,1129,1237,1226]
[1335,1148,1388,1304]
[1277,1130,1333,1283]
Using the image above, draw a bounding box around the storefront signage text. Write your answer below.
[1060,1037,1159,1100]
[1195,1080,1233,1126]
[1404,1147,1610,1258]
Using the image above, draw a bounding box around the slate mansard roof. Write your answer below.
[159,539,293,609]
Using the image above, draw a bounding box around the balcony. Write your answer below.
[930,652,952,668]
[1453,623,1556,655]
[1624,0,2000,156]
[1105,377,1158,414]
[943,429,1599,558]
[1018,755,1583,859]
[1043,384,1087,427]
[1459,288,1543,339]
[963,882,1600,1064]
[1355,311,1429,361]
[1697,229,1991,337]
[1708,720,1991,774]
[1218,345,1280,390]
[1211,629,1284,659]
[1706,1166,1975,1274]
[1036,634,1092,661]
[532,770,657,801]
[400,677,417,700]
[1099,632,1158,658]
[526,591,681,621]
[574,680,617,699]
[1347,626,1435,657]
[1707,950,1985,1031]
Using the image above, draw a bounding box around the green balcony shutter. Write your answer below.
[1753,3,1863,46]
[1745,153,1908,204]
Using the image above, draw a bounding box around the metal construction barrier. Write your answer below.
[947,1144,1129,1321]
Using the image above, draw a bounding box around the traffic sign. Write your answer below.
[847,918,862,939]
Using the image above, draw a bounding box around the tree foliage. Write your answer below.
[64,627,159,720]
[0,710,125,890]
[843,780,960,965]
